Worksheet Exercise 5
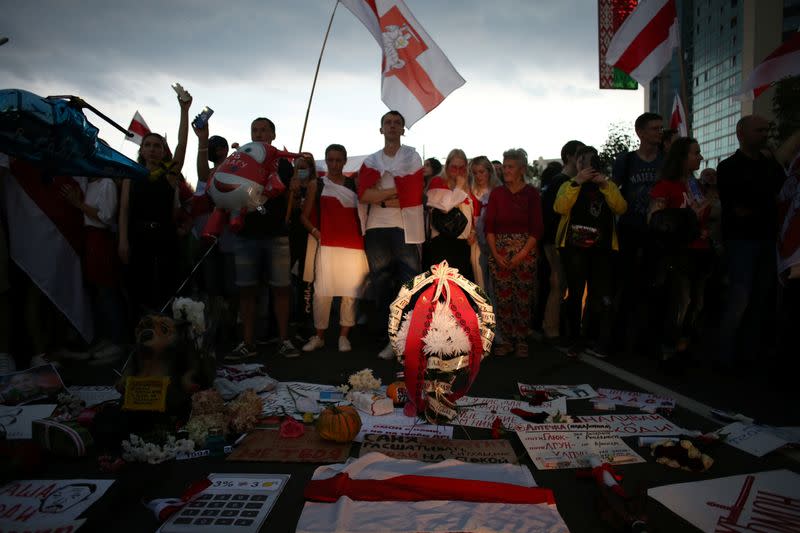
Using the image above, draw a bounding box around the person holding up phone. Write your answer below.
[553,146,627,359]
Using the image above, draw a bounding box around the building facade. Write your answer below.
[646,0,789,169]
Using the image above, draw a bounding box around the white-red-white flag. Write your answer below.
[605,0,679,86]
[340,0,465,128]
[669,92,688,137]
[739,31,800,100]
[126,111,151,145]
[2,157,94,342]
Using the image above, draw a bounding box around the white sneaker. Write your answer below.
[0,353,16,374]
[338,337,352,352]
[302,336,325,352]
[377,343,395,360]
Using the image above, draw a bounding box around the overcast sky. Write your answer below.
[2,0,645,184]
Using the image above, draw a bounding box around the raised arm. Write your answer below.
[171,94,193,173]
[193,124,210,183]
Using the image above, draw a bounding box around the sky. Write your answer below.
[1,0,645,186]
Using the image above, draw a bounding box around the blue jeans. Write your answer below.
[718,239,776,363]
[365,228,421,332]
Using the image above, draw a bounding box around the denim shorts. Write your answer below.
[233,235,291,288]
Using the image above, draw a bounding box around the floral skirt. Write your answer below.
[488,233,536,345]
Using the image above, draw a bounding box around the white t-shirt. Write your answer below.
[366,152,404,230]
[83,178,118,229]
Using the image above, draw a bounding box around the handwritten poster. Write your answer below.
[0,479,113,527]
[359,434,518,464]
[518,423,644,470]
[355,412,453,442]
[595,388,675,411]
[720,422,789,458]
[648,469,800,533]
[453,397,568,432]
[576,414,684,436]
[518,383,598,400]
[226,429,350,463]
[259,382,338,416]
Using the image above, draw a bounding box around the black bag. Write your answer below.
[431,207,468,238]
[648,207,699,249]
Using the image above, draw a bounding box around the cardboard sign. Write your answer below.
[576,414,684,436]
[595,388,675,410]
[122,377,170,412]
[721,422,789,457]
[0,479,113,526]
[518,423,645,470]
[518,383,598,400]
[355,410,453,442]
[453,397,568,432]
[359,434,518,464]
[226,429,351,463]
[648,469,800,533]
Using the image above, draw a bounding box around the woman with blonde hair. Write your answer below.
[469,155,500,291]
[425,149,479,280]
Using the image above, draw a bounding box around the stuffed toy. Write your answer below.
[388,261,495,424]
[197,142,299,239]
[116,314,205,417]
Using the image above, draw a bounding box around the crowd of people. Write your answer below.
[0,98,798,380]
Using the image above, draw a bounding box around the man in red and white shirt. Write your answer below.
[357,111,424,359]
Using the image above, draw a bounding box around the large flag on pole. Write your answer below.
[340,0,465,128]
[669,92,688,137]
[739,31,800,100]
[605,0,679,86]
[126,111,150,146]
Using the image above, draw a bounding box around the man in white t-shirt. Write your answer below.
[357,111,424,359]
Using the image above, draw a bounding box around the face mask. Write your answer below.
[297,169,310,180]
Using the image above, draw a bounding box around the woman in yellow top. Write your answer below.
[554,146,627,359]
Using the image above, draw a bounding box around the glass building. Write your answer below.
[646,0,787,169]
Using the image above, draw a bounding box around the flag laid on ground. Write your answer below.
[340,0,465,128]
[739,31,800,100]
[2,157,94,342]
[669,92,688,137]
[605,0,679,86]
[598,0,640,90]
[126,111,150,145]
[296,452,569,533]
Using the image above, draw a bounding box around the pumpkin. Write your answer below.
[316,405,361,443]
[386,381,409,407]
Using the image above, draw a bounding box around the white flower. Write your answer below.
[392,311,414,355]
[348,369,382,392]
[422,303,470,356]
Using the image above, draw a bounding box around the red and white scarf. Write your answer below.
[320,177,363,250]
[357,145,424,244]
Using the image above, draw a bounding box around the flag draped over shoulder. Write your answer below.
[669,92,688,137]
[296,453,569,533]
[739,31,800,100]
[605,0,679,86]
[357,145,424,244]
[311,177,370,298]
[340,0,465,127]
[126,111,150,146]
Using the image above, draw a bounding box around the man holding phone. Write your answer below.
[553,146,627,359]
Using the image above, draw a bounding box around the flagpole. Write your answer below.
[677,44,691,136]
[299,0,339,152]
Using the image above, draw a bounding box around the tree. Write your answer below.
[773,77,800,144]
[599,121,637,173]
